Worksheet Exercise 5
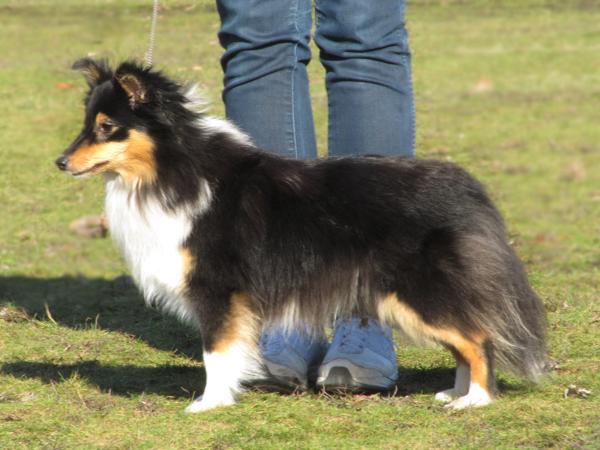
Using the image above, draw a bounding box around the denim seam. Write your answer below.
[401,35,416,155]
[290,0,301,159]
[397,22,416,156]
[407,53,416,155]
[314,0,335,157]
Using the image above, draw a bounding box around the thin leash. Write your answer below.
[144,0,160,69]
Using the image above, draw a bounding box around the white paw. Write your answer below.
[443,391,492,410]
[184,395,235,413]
[435,388,459,403]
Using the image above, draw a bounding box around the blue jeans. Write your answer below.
[217,0,415,158]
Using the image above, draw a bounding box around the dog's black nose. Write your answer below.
[55,156,68,171]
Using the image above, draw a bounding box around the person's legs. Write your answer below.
[217,0,324,391]
[315,0,415,157]
[217,0,317,159]
[216,0,412,393]
[313,0,414,391]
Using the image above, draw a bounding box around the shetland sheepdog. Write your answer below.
[56,59,546,412]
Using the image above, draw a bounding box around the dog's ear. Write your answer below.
[72,58,112,88]
[116,73,148,108]
[114,62,151,109]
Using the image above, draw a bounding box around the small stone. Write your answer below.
[69,215,107,238]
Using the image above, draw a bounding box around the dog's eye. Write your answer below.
[98,121,115,134]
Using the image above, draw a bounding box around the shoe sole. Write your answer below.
[316,367,395,394]
[244,363,308,394]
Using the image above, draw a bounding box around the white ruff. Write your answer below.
[104,175,211,325]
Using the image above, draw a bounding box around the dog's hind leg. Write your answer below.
[377,294,495,409]
[439,336,495,410]
[185,292,262,413]
[434,349,470,403]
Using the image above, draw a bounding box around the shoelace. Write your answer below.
[336,320,396,358]
[337,322,369,354]
[260,331,284,354]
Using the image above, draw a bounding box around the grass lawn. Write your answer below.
[1,0,599,448]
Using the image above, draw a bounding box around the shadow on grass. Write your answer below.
[1,275,528,399]
[0,360,204,398]
[393,367,528,396]
[0,275,202,360]
[0,359,448,399]
[0,360,526,400]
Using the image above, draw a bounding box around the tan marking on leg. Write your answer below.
[377,293,492,396]
[179,248,195,289]
[187,295,263,413]
[448,336,489,391]
[377,294,437,346]
[213,292,259,353]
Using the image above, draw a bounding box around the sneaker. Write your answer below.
[254,326,328,392]
[316,318,398,392]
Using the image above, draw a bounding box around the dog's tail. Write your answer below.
[485,252,547,381]
[453,216,548,381]
[502,267,548,381]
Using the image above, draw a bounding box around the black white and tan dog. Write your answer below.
[56,59,547,412]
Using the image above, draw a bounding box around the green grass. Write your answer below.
[1,0,600,448]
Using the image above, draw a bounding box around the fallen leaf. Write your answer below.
[137,399,158,414]
[431,147,450,155]
[17,231,31,241]
[354,394,376,400]
[20,392,36,402]
[534,232,554,243]
[564,384,592,399]
[0,307,30,323]
[1,413,22,422]
[545,359,560,371]
[0,392,18,402]
[561,161,586,181]
[473,78,494,94]
[55,82,74,90]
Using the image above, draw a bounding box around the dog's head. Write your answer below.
[55,59,194,185]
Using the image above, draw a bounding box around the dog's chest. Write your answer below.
[104,181,195,323]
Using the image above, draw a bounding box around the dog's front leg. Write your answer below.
[186,342,258,412]
[185,292,261,413]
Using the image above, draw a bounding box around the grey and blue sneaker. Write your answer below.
[256,327,328,392]
[316,318,398,392]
